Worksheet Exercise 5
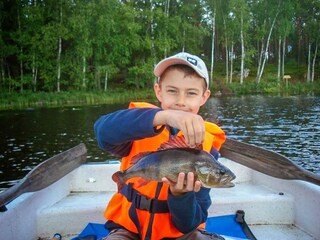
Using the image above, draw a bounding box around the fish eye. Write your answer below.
[219,169,226,175]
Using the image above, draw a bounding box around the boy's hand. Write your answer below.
[154,110,205,147]
[162,172,202,197]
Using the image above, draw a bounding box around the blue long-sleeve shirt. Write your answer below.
[94,107,217,233]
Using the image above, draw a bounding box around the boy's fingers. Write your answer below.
[165,111,205,147]
[165,172,202,196]
[186,172,195,191]
[193,117,205,146]
[162,177,169,185]
[176,172,185,189]
[184,118,205,147]
[194,180,202,192]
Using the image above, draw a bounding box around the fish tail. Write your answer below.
[112,171,125,192]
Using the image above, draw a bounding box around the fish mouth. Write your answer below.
[226,171,236,181]
[220,174,236,187]
[223,182,235,188]
[222,171,236,180]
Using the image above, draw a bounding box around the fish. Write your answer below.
[112,136,236,191]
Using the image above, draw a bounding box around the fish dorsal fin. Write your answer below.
[130,152,151,164]
[158,136,202,150]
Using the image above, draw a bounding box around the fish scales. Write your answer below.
[156,149,203,180]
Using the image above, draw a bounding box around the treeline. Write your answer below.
[0,0,319,93]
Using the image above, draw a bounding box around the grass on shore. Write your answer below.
[0,79,319,111]
[0,89,156,110]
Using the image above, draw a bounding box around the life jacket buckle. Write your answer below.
[135,194,153,212]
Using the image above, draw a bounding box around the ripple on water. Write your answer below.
[0,96,319,189]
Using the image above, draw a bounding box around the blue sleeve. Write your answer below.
[94,108,163,156]
[168,187,211,233]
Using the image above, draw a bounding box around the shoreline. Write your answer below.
[0,81,319,111]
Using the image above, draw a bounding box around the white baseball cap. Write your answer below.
[154,52,209,88]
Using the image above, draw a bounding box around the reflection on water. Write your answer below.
[0,104,126,188]
[203,96,320,173]
[0,96,319,188]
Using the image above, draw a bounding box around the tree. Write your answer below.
[154,0,181,60]
[95,0,140,90]
[253,0,281,84]
[303,0,320,82]
[232,0,250,84]
[274,0,295,82]
[0,1,12,90]
[178,0,208,53]
[203,0,218,85]
[34,0,71,91]
[222,0,238,84]
[68,1,96,90]
[0,0,318,93]
[24,0,44,91]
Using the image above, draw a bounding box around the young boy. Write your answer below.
[94,52,226,240]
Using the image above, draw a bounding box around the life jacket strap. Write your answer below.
[121,183,169,213]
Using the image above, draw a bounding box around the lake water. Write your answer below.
[0,95,319,188]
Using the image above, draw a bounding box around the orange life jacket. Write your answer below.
[105,102,226,240]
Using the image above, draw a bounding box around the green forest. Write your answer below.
[0,0,319,97]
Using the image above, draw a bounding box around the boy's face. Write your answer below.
[154,68,211,114]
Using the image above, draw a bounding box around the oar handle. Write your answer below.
[0,183,26,211]
[296,170,320,186]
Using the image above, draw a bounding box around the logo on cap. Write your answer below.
[187,57,197,66]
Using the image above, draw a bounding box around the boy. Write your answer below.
[94,52,226,240]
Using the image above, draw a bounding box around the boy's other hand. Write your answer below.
[154,110,205,147]
[162,172,201,197]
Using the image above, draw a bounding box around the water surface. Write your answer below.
[0,96,319,188]
[203,96,319,173]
